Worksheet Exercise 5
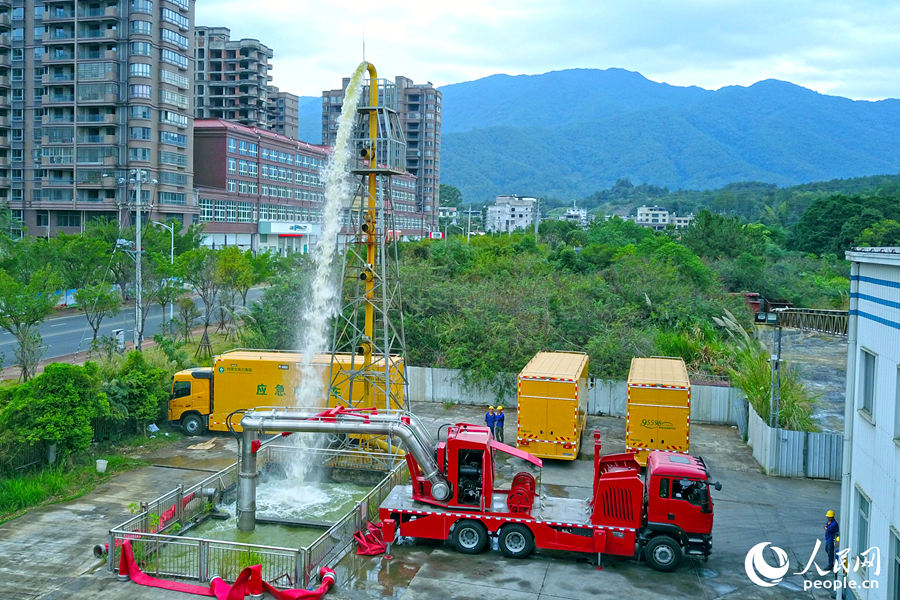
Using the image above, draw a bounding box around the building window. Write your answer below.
[130,127,152,140]
[227,180,236,192]
[131,0,153,14]
[131,42,152,56]
[160,48,189,69]
[161,7,189,29]
[160,28,189,50]
[860,350,876,418]
[129,147,151,161]
[239,141,248,155]
[248,143,258,158]
[238,181,248,194]
[130,105,152,120]
[214,200,226,221]
[130,20,152,35]
[227,138,237,153]
[57,211,81,227]
[227,158,236,174]
[199,198,213,221]
[129,63,152,78]
[159,130,187,147]
[158,192,186,205]
[895,366,900,442]
[129,84,152,98]
[855,489,871,577]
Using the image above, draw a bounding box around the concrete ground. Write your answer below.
[0,403,840,599]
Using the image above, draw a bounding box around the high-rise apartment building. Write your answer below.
[1,0,196,235]
[193,26,271,128]
[322,75,441,228]
[265,85,298,139]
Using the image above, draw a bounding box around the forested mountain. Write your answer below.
[439,69,900,202]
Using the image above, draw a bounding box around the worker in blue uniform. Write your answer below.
[824,509,839,571]
[485,406,496,434]
[494,406,505,443]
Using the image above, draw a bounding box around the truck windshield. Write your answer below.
[671,478,707,506]
[171,381,191,399]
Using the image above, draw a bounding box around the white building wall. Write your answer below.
[843,250,900,599]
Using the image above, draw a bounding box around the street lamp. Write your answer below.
[152,220,175,322]
[125,169,157,351]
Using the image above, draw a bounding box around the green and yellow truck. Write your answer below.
[516,351,590,460]
[168,349,405,435]
[625,357,691,466]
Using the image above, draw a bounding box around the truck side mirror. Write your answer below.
[714,482,722,491]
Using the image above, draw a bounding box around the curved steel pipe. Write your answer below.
[238,409,449,531]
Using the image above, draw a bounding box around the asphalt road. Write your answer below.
[0,287,265,365]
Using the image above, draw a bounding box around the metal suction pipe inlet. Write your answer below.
[240,411,451,501]
[237,428,259,532]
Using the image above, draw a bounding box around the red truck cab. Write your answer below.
[642,452,718,569]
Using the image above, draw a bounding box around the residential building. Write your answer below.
[266,85,298,139]
[193,118,327,254]
[839,247,900,599]
[1,0,197,235]
[322,75,441,228]
[438,205,458,223]
[193,26,271,128]
[635,205,694,230]
[486,195,538,233]
[559,202,588,228]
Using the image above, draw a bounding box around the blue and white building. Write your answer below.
[840,247,900,599]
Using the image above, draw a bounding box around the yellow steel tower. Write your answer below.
[329,63,409,414]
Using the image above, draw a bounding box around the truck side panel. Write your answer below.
[517,379,576,459]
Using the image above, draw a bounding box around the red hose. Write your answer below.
[118,540,336,599]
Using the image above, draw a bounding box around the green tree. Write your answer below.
[216,246,254,307]
[0,267,63,381]
[53,233,110,290]
[439,184,463,207]
[0,362,109,458]
[858,219,900,247]
[177,248,220,341]
[74,283,123,342]
[101,351,169,435]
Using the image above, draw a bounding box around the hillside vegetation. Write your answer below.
[397,214,848,397]
[439,68,900,202]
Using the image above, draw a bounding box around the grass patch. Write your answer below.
[0,429,183,524]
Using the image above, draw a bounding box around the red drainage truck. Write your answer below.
[240,408,720,572]
[379,427,719,571]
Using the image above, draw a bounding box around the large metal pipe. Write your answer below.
[237,429,259,532]
[238,410,450,532]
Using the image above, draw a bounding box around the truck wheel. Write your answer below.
[645,536,682,572]
[498,524,534,558]
[451,520,488,554]
[181,414,204,436]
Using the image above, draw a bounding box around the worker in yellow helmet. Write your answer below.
[485,406,496,432]
[494,406,505,443]
[824,510,839,571]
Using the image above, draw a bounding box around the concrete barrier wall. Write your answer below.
[746,404,841,480]
[407,366,746,426]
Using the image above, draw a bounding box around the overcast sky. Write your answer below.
[195,0,900,101]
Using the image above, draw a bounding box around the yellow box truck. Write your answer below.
[516,351,589,460]
[626,357,691,466]
[168,349,405,435]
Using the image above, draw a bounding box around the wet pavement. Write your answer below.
[0,403,840,599]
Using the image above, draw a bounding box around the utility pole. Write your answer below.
[129,169,156,351]
[153,220,175,322]
[467,207,472,242]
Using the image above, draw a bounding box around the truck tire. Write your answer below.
[451,520,488,554]
[498,523,534,558]
[645,536,682,572]
[181,413,204,436]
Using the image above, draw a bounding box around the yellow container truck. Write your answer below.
[625,357,691,466]
[168,349,405,435]
[516,351,589,460]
